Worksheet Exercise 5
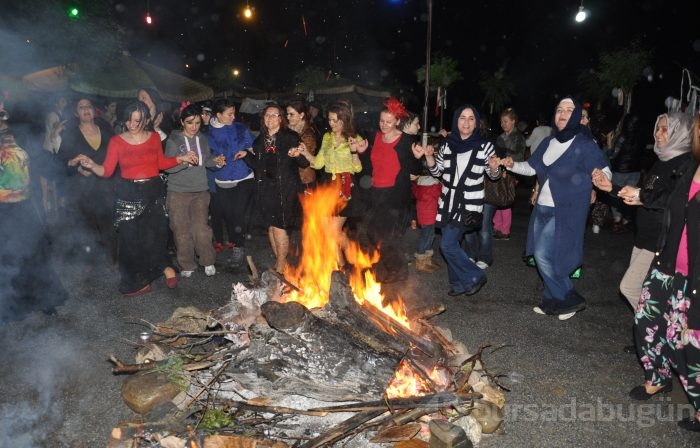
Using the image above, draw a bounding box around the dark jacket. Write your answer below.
[652,158,700,328]
[610,115,643,173]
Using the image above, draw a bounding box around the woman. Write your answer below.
[137,88,171,140]
[608,114,644,234]
[58,98,117,266]
[70,101,198,297]
[626,113,700,433]
[492,108,526,240]
[164,104,226,278]
[249,104,309,273]
[286,101,318,192]
[297,101,365,266]
[593,112,693,309]
[412,104,498,297]
[207,98,255,268]
[407,113,441,272]
[493,97,610,320]
[358,98,421,283]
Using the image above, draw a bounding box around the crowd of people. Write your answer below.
[2,85,700,432]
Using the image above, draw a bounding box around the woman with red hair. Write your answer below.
[357,98,421,283]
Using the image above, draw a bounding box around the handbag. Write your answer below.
[484,169,516,207]
[461,210,483,231]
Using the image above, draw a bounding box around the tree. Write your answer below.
[415,55,463,129]
[479,65,516,122]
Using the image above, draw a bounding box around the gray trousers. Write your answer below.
[166,190,216,271]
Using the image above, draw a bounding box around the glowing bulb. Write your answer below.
[146,14,152,24]
[575,6,587,22]
[244,6,252,19]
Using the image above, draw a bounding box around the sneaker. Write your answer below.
[558,311,577,320]
[204,265,216,276]
[533,306,547,315]
[476,261,489,269]
[180,270,194,278]
[230,247,245,267]
[592,225,600,234]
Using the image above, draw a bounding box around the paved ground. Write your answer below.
[1,187,699,447]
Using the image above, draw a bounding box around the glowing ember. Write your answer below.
[283,183,411,329]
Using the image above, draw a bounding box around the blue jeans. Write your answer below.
[440,222,486,293]
[416,224,435,254]
[463,203,495,265]
[532,204,573,303]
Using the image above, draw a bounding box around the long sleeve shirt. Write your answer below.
[310,132,362,177]
[102,132,179,179]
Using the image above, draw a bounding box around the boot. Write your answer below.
[425,249,441,269]
[415,253,438,273]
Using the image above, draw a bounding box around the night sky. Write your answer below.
[3,0,699,128]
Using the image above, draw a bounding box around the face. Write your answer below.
[286,107,303,128]
[182,114,202,137]
[201,111,211,125]
[457,108,477,139]
[328,112,344,134]
[555,101,575,131]
[76,100,95,123]
[217,107,235,126]
[126,110,146,133]
[655,116,669,148]
[404,117,420,135]
[263,107,282,132]
[580,110,590,126]
[379,111,399,135]
[500,115,515,134]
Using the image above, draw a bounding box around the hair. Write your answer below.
[382,97,409,122]
[212,98,236,116]
[179,104,202,123]
[327,101,355,139]
[121,101,151,131]
[287,100,310,123]
[259,104,287,135]
[500,107,518,122]
[693,113,700,162]
[400,112,419,132]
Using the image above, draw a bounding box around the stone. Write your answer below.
[453,415,482,446]
[428,419,473,448]
[470,400,504,434]
[471,383,506,409]
[121,372,183,415]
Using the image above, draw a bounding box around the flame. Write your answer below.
[385,360,451,399]
[283,183,410,328]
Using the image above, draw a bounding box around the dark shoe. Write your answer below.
[678,418,700,432]
[464,277,487,296]
[612,222,630,234]
[447,288,466,296]
[493,231,510,240]
[623,345,636,354]
[629,383,672,400]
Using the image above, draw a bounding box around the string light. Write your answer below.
[145,0,153,24]
[575,0,587,22]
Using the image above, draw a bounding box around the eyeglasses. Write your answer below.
[264,113,280,119]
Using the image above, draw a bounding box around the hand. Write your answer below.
[501,157,514,169]
[75,155,95,170]
[411,143,425,159]
[591,168,612,192]
[233,150,248,161]
[590,190,597,204]
[438,129,449,138]
[213,154,226,167]
[618,186,641,205]
[349,137,368,154]
[288,146,301,157]
[177,150,198,165]
[77,166,92,177]
[153,112,163,130]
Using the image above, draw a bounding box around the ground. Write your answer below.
[1,186,698,447]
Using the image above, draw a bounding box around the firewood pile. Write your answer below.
[107,271,507,448]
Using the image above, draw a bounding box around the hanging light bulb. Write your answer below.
[145,0,153,24]
[243,1,253,19]
[575,1,587,22]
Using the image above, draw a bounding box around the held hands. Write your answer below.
[348,137,368,154]
[618,186,642,205]
[288,145,302,158]
[70,154,94,170]
[177,150,199,165]
[411,143,435,159]
[591,168,612,192]
[233,150,248,161]
[213,154,226,168]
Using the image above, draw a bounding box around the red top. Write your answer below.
[370,132,400,188]
[102,132,179,179]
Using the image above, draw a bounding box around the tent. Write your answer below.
[21,52,213,103]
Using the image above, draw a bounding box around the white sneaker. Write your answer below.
[180,270,194,278]
[558,311,577,320]
[533,306,546,315]
[476,261,489,269]
[592,225,600,234]
[204,265,216,276]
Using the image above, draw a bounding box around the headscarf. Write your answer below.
[446,104,485,153]
[653,112,692,161]
[552,97,582,143]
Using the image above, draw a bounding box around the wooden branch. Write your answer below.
[269,270,302,293]
[300,410,386,448]
[246,255,260,284]
[108,354,214,374]
[308,391,480,413]
[225,400,329,417]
